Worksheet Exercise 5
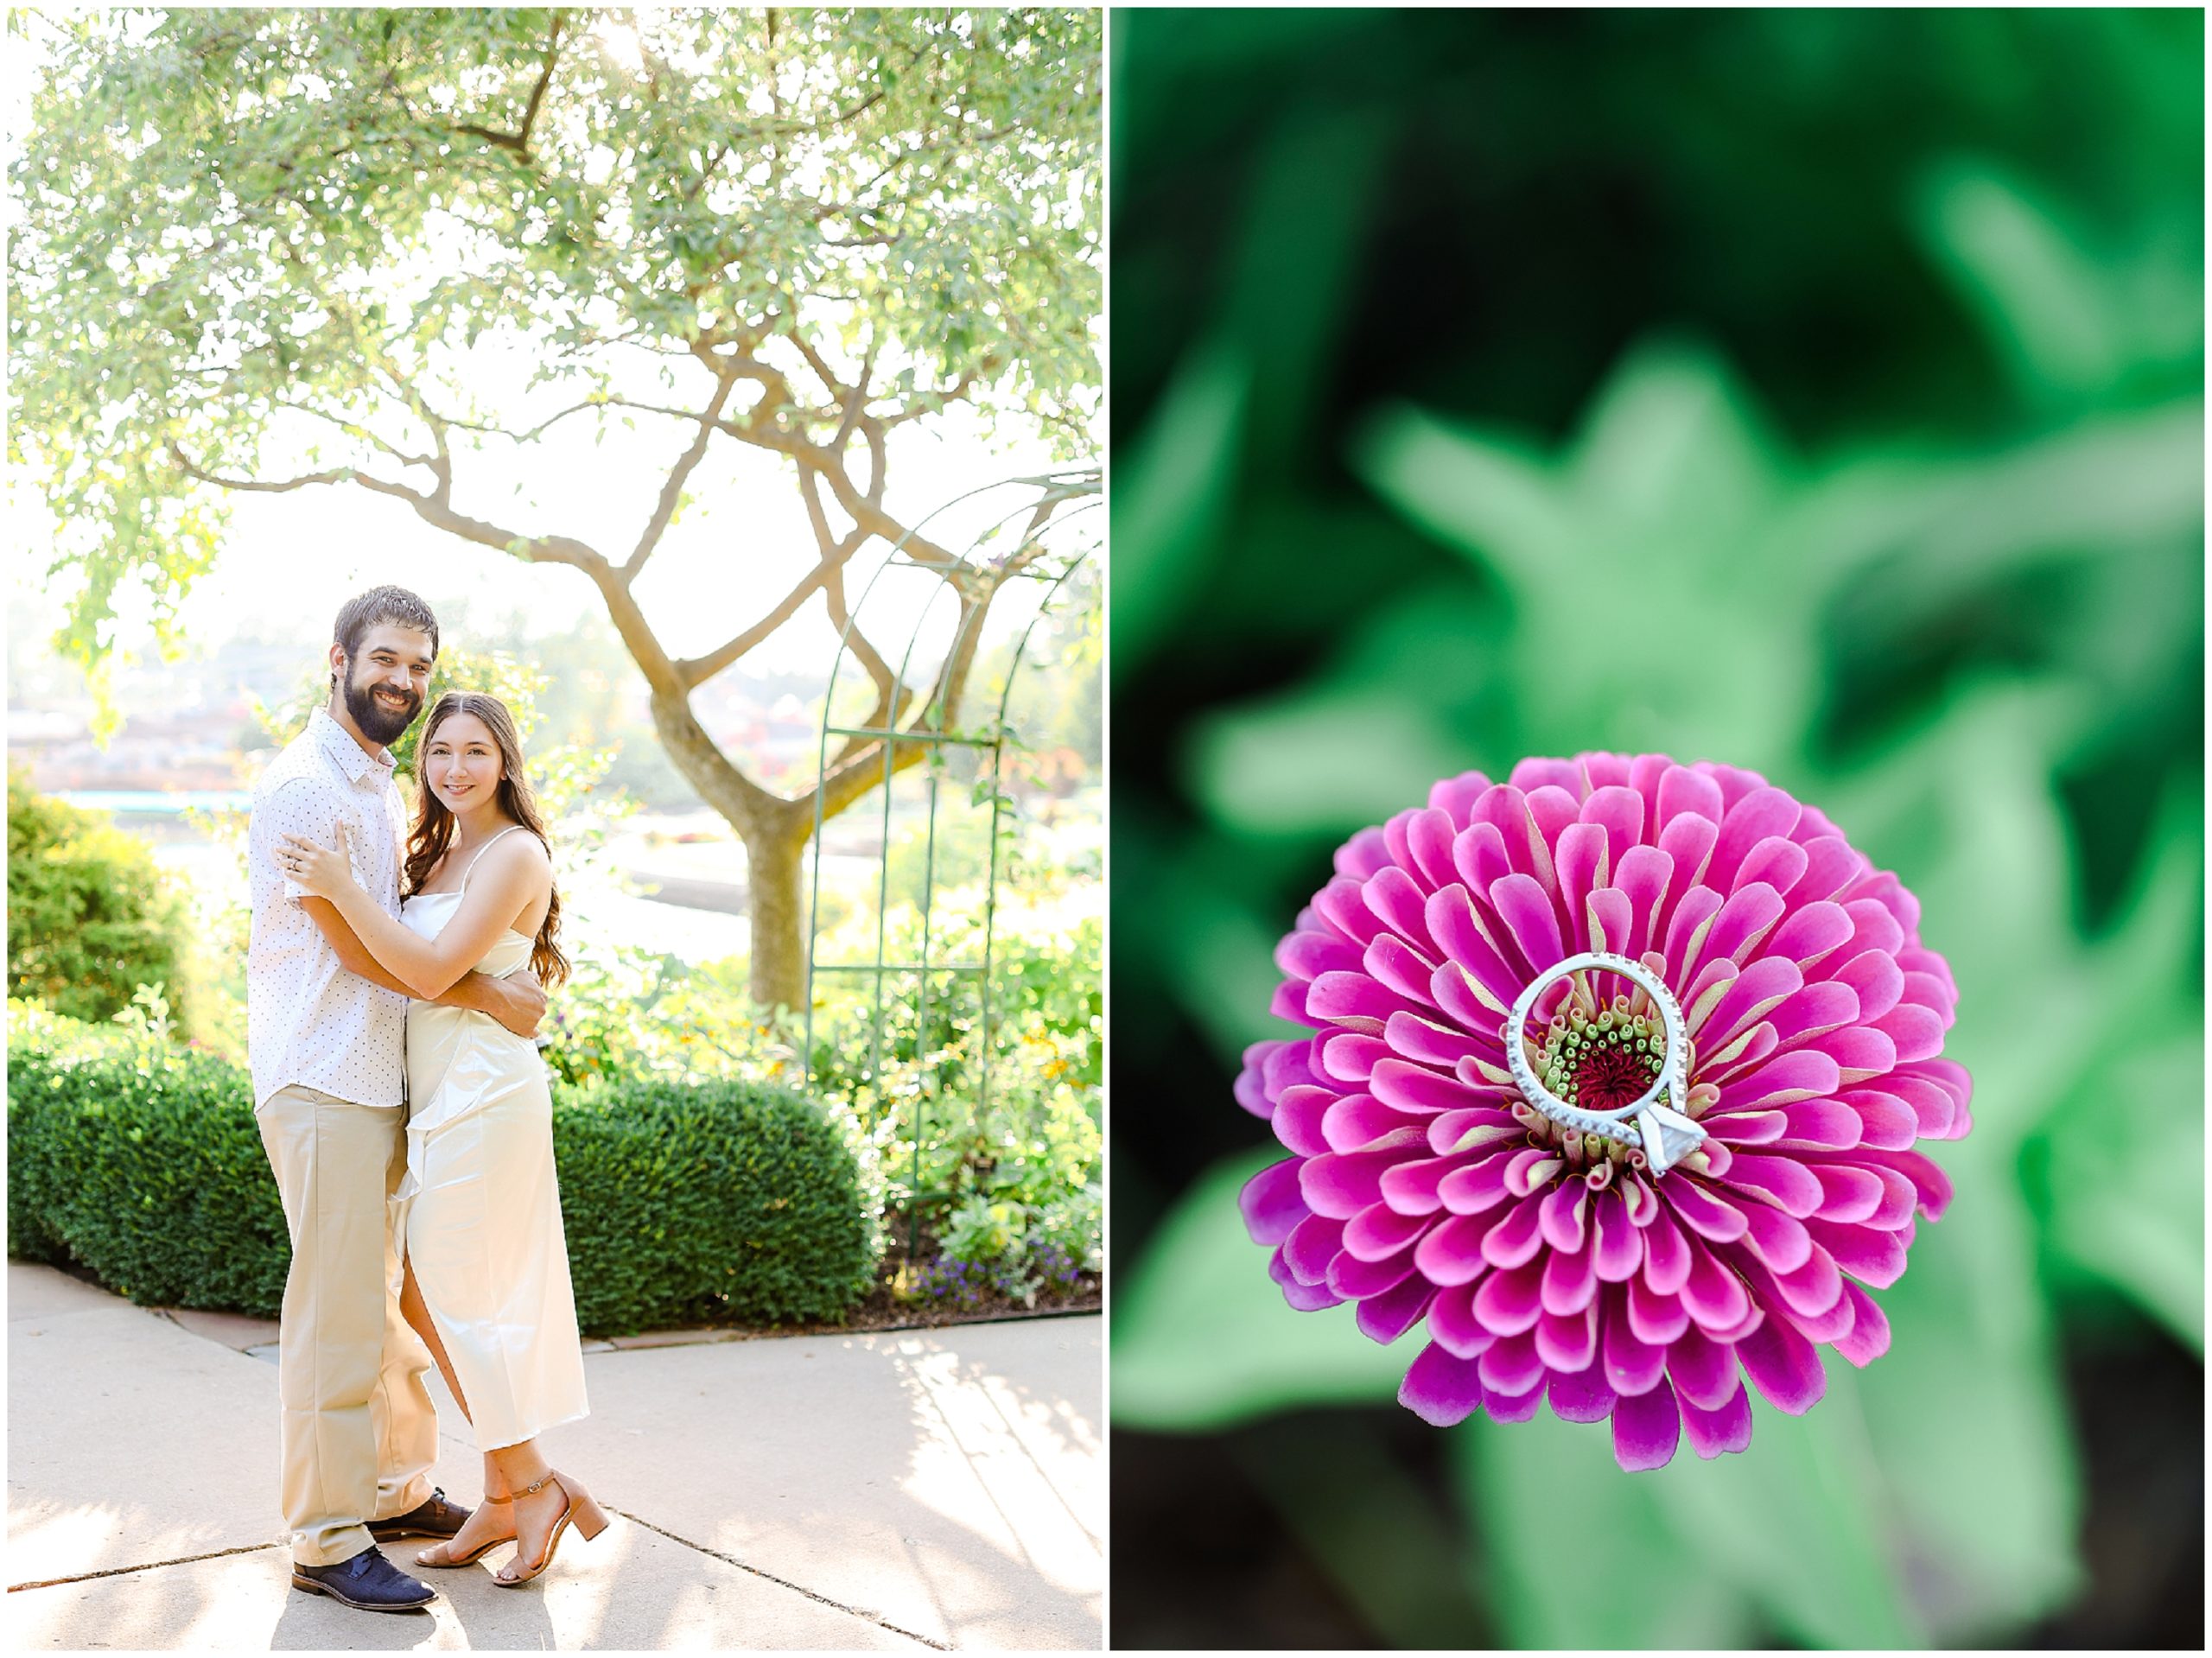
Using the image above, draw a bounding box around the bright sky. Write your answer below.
[10,392,1085,681]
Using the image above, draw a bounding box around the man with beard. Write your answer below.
[246,586,547,1613]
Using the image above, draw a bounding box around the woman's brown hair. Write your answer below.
[403,691,570,989]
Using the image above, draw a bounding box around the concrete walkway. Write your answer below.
[7,1262,1102,1650]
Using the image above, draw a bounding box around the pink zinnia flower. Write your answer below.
[1236,753,1970,1470]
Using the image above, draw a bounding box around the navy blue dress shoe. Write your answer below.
[290,1546,437,1612]
[369,1486,473,1540]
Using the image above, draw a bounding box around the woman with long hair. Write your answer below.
[279,690,607,1586]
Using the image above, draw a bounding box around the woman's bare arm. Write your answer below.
[284,823,550,1001]
[299,898,548,1038]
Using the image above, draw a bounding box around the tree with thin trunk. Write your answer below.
[9,7,1102,1007]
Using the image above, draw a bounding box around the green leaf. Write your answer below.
[1452,1412,1758,1648]
[1109,340,1247,686]
[1911,158,2174,405]
[1649,1375,1925,1648]
[1859,1164,2087,1638]
[2036,1026,2204,1350]
[2024,775,2206,1351]
[1181,683,1471,842]
[1175,579,1510,841]
[1110,1145,1407,1431]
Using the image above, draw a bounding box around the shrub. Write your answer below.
[7,767,191,1029]
[6,1000,287,1309]
[553,1076,881,1334]
[6,1002,881,1335]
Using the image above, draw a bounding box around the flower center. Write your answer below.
[1538,1003,1666,1115]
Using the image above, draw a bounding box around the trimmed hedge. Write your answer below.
[8,1002,288,1311]
[6,1002,882,1335]
[555,1077,881,1333]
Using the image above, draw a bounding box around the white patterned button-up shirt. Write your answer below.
[246,706,410,1109]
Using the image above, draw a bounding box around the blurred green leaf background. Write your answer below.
[1106,10,2202,1648]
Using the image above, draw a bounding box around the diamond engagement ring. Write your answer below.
[1503,950,1707,1176]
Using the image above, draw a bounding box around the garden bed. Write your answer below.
[580,1225,1103,1344]
[598,1280,1103,1349]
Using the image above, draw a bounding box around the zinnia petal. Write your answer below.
[1547,1360,1619,1424]
[1680,1382,1755,1460]
[1239,1157,1308,1245]
[1400,1341,1486,1426]
[1611,1375,1682,1471]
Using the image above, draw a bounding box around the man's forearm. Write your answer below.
[451,968,547,1039]
[437,971,506,1013]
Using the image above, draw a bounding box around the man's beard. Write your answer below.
[343,668,422,746]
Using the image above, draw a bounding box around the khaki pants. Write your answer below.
[257,1085,439,1566]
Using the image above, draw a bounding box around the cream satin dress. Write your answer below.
[396,826,588,1451]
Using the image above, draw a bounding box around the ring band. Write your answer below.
[1503,950,1707,1176]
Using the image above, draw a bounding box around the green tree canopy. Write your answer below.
[10,6,1102,1003]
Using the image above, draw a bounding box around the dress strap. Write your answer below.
[454,823,531,898]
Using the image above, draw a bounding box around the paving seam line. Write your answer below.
[18,1527,952,1651]
[10,1540,285,1593]
[611,1509,952,1651]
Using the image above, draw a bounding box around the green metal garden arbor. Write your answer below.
[804,468,1100,1255]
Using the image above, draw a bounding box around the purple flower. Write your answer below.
[918,1254,991,1309]
[1236,753,1971,1471]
